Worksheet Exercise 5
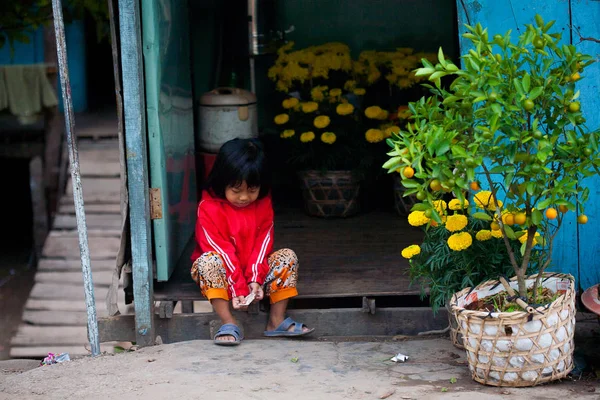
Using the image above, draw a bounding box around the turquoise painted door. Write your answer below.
[456,0,600,290]
[141,0,197,281]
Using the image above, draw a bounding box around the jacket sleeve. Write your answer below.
[197,201,249,298]
[246,196,274,285]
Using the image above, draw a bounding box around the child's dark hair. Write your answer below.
[205,138,271,199]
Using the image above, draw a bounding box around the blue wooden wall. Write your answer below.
[0,21,88,113]
[457,0,600,290]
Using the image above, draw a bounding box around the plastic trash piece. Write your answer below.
[390,352,409,363]
[40,352,71,366]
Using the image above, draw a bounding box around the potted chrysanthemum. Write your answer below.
[385,16,598,386]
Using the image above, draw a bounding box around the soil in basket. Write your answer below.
[465,287,559,313]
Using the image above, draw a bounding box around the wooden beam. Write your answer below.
[99,307,449,343]
[29,156,49,260]
[118,0,155,347]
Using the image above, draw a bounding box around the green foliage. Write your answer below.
[386,15,600,296]
[0,0,109,54]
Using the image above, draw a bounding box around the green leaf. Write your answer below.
[429,71,447,81]
[401,179,419,188]
[491,103,502,115]
[415,67,435,77]
[529,87,544,101]
[411,203,429,211]
[527,182,535,196]
[438,47,448,68]
[520,242,527,256]
[472,212,492,221]
[537,198,552,209]
[436,140,451,156]
[503,225,517,240]
[442,96,460,105]
[382,156,402,170]
[513,78,525,96]
[451,145,467,157]
[523,74,531,93]
[446,63,459,72]
[532,209,543,226]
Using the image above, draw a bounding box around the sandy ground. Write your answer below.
[0,337,598,400]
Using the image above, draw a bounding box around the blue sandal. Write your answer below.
[264,317,315,337]
[214,323,243,346]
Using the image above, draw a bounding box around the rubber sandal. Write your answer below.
[263,317,315,337]
[214,323,243,346]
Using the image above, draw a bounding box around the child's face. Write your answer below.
[225,181,260,208]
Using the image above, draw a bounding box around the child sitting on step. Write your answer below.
[191,138,314,345]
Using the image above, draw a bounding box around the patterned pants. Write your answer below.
[190,248,299,304]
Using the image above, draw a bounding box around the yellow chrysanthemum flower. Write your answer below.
[475,230,492,241]
[432,200,447,214]
[397,105,411,119]
[274,114,289,125]
[491,229,504,239]
[344,80,356,91]
[408,211,430,227]
[300,131,315,143]
[353,88,366,96]
[401,244,421,259]
[301,102,319,113]
[336,103,354,116]
[314,115,331,129]
[280,129,295,139]
[282,97,299,109]
[365,106,383,119]
[329,88,342,97]
[448,199,469,210]
[310,87,325,102]
[518,231,541,245]
[447,232,473,251]
[445,214,468,232]
[365,128,384,143]
[320,132,336,144]
[473,190,503,211]
[376,109,389,120]
[384,126,400,138]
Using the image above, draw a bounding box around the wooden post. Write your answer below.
[118,0,155,346]
[29,156,49,261]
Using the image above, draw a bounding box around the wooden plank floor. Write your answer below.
[10,137,127,359]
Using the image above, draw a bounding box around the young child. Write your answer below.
[191,138,314,345]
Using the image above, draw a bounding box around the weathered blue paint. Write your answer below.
[456,0,600,289]
[118,0,155,347]
[141,0,197,282]
[571,0,600,290]
[0,21,88,113]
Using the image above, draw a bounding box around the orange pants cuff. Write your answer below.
[205,288,229,302]
[270,287,298,304]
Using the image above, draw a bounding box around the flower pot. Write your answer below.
[393,174,417,216]
[298,170,360,218]
[446,301,464,350]
[450,273,575,387]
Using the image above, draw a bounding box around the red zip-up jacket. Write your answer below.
[192,190,274,298]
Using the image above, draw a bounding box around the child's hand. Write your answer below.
[248,282,264,301]
[232,296,248,310]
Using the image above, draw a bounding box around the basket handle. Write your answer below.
[499,276,536,313]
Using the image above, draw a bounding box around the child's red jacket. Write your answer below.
[192,190,274,298]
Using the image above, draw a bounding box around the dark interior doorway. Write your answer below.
[84,12,116,112]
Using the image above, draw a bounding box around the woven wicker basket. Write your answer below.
[450,273,575,387]
[447,302,464,349]
[298,170,360,218]
[393,174,417,216]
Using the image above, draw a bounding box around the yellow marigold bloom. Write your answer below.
[432,200,447,214]
[397,105,411,119]
[448,199,469,210]
[518,231,541,245]
[365,106,383,119]
[475,229,492,241]
[280,129,295,139]
[300,131,315,143]
[445,214,468,232]
[365,128,384,143]
[491,229,503,239]
[344,80,357,90]
[310,87,326,102]
[353,88,366,96]
[447,232,473,251]
[274,114,289,125]
[314,115,331,129]
[408,211,430,227]
[301,102,319,113]
[320,132,336,144]
[376,109,389,120]
[282,97,299,109]
[329,88,342,97]
[473,190,503,211]
[384,126,400,138]
[336,103,354,116]
[401,244,421,259]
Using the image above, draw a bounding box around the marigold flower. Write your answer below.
[473,190,503,211]
[274,114,289,125]
[518,231,541,245]
[353,88,366,96]
[432,200,448,215]
[320,132,336,144]
[336,103,354,116]
[448,199,469,210]
[300,131,315,143]
[329,88,342,97]
[310,86,327,102]
[282,97,299,109]
[445,214,468,232]
[397,105,411,119]
[376,109,389,120]
[365,128,384,143]
[384,126,400,138]
[491,229,503,238]
[301,102,319,113]
[365,106,383,119]
[280,129,295,139]
[408,210,430,227]
[401,244,421,259]
[447,232,473,251]
[344,80,357,90]
[314,115,331,129]
[475,229,492,241]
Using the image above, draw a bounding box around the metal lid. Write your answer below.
[199,87,257,106]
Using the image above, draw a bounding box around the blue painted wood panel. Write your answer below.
[141,0,197,281]
[456,0,580,283]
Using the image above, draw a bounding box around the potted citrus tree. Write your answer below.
[385,15,598,386]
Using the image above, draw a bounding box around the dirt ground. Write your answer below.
[0,337,598,400]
